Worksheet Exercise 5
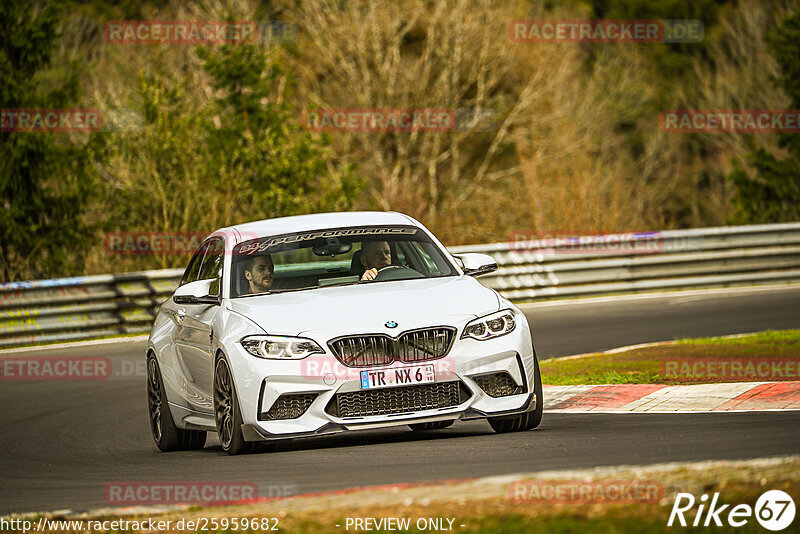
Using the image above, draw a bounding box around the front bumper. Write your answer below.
[241,390,536,442]
[230,318,536,442]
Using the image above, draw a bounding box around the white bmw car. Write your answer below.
[147,212,542,454]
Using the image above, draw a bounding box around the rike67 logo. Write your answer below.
[668,490,796,531]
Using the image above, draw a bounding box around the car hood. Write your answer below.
[225,276,500,337]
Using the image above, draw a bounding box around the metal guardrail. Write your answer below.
[0,269,184,347]
[1,222,799,347]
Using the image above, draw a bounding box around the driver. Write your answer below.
[244,254,274,294]
[360,241,392,281]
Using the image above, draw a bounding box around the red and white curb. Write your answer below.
[543,381,800,412]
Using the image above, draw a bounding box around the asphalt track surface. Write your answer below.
[1,284,799,514]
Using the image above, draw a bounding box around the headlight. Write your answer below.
[461,309,516,340]
[240,335,324,360]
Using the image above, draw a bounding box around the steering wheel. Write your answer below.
[373,265,423,281]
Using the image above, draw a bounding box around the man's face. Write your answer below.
[361,241,392,271]
[245,255,274,293]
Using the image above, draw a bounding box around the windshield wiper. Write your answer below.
[321,281,361,288]
[265,286,318,294]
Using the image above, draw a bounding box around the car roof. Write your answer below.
[222,211,419,243]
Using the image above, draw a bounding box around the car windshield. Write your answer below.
[230,225,457,297]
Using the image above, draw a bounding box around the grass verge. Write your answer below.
[540,330,800,385]
[7,457,797,534]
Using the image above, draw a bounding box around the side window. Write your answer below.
[419,242,449,275]
[419,243,453,276]
[405,242,443,276]
[180,244,206,286]
[197,238,224,296]
[397,241,437,275]
[395,242,410,268]
[417,245,439,273]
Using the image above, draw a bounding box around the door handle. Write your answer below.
[176,308,186,321]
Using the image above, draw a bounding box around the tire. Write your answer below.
[409,420,455,431]
[147,353,207,451]
[213,356,254,455]
[488,352,543,433]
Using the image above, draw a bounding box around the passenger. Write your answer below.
[244,255,274,294]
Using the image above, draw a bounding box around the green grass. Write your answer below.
[18,462,795,534]
[247,479,799,534]
[540,329,800,385]
[676,329,800,346]
[447,512,774,534]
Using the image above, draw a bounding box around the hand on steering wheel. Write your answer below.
[361,265,401,281]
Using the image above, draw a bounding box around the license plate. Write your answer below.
[360,364,435,390]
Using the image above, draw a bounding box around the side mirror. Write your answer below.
[453,253,498,277]
[173,278,219,305]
